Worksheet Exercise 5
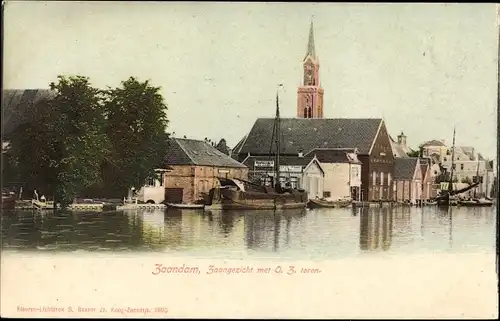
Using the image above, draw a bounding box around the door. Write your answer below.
[164,188,183,204]
[309,176,317,199]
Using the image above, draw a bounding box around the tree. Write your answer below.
[8,76,109,208]
[461,176,472,184]
[101,77,169,197]
[215,138,230,155]
[407,144,424,158]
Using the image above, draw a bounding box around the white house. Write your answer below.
[300,156,325,199]
[305,148,363,201]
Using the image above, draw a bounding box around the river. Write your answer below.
[1,205,495,259]
[1,205,497,318]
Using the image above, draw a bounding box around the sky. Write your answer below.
[3,2,499,160]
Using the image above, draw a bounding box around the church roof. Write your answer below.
[304,20,316,60]
[165,138,247,168]
[234,118,383,156]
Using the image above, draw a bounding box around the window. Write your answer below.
[158,174,164,186]
[372,171,376,186]
[145,177,155,187]
[460,164,464,170]
[444,157,447,161]
[351,167,359,179]
[387,173,391,186]
[323,191,331,198]
[380,172,384,186]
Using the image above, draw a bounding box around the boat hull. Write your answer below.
[307,199,352,209]
[206,187,308,211]
[1,197,16,210]
[458,200,494,207]
[166,203,205,209]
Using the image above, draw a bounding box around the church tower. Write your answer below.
[297,20,324,119]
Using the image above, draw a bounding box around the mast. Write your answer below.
[474,158,480,198]
[274,84,283,190]
[448,127,456,194]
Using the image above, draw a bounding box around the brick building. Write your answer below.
[163,138,248,204]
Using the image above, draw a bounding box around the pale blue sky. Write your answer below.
[4,2,498,159]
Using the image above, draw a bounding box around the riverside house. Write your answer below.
[161,138,248,204]
[393,157,422,204]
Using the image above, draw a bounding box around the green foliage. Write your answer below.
[8,76,109,208]
[461,176,472,184]
[407,144,424,158]
[101,77,169,197]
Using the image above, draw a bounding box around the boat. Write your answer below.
[458,198,494,207]
[436,127,480,207]
[1,192,16,210]
[307,198,352,209]
[205,85,308,211]
[166,203,205,209]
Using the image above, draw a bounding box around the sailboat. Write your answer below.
[205,85,308,210]
[436,127,480,206]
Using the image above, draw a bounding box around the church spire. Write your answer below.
[304,20,316,60]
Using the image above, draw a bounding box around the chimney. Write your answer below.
[397,131,407,148]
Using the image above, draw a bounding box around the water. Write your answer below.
[1,206,495,260]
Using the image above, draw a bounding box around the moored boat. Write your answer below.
[307,198,352,209]
[206,179,307,211]
[166,203,205,209]
[1,193,16,210]
[458,198,494,207]
[206,85,307,211]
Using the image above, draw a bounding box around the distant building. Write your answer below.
[419,157,438,200]
[390,132,410,158]
[393,157,422,204]
[2,89,57,142]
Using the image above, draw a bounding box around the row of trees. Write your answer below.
[3,75,170,208]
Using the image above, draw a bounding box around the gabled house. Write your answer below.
[231,118,395,201]
[419,157,437,201]
[393,157,422,204]
[161,138,248,204]
[241,154,325,199]
[306,148,362,201]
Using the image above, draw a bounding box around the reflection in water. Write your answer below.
[359,207,393,251]
[243,209,307,252]
[1,205,496,259]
